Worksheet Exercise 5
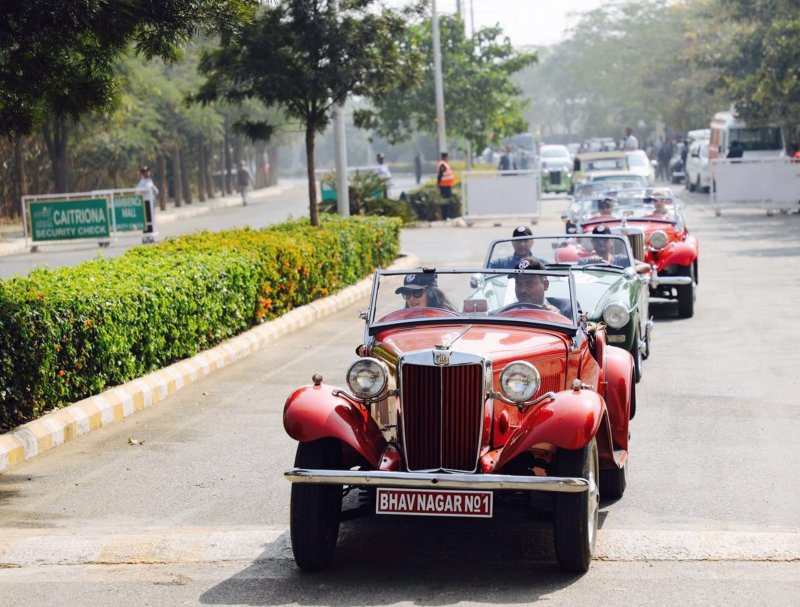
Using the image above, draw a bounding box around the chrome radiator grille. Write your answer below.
[399,362,484,472]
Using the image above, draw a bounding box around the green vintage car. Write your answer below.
[483,234,652,383]
[539,144,573,194]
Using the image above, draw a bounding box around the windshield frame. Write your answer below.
[366,268,580,337]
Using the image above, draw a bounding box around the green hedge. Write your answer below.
[0,215,400,430]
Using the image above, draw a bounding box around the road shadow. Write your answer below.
[200,503,613,605]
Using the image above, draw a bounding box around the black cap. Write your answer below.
[395,272,437,294]
[513,257,544,272]
[592,225,612,235]
[512,225,533,237]
[598,196,616,207]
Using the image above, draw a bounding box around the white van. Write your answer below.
[708,110,785,163]
[685,139,711,193]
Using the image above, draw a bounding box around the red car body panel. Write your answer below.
[284,384,386,468]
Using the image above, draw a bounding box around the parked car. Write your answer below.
[484,235,652,382]
[576,188,698,318]
[572,151,629,185]
[539,144,573,193]
[685,140,711,193]
[284,267,634,573]
[625,150,656,186]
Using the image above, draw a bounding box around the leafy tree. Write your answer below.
[0,0,255,138]
[354,14,537,153]
[194,0,424,226]
[696,0,800,143]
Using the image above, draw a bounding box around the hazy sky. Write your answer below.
[401,0,609,48]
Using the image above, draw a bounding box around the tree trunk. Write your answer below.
[267,145,279,186]
[158,155,168,211]
[42,116,70,193]
[203,139,215,199]
[172,147,183,207]
[223,127,232,195]
[12,135,25,218]
[254,141,266,189]
[197,133,207,202]
[181,147,192,205]
[305,124,319,227]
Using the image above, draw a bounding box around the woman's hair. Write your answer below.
[403,286,457,313]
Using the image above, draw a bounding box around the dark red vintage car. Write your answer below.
[574,188,698,317]
[284,268,635,573]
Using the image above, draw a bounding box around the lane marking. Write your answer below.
[0,527,797,567]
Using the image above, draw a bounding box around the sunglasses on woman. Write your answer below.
[401,289,425,300]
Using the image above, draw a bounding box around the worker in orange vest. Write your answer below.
[436,151,455,198]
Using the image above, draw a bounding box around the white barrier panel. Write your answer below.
[463,170,541,221]
[712,158,800,213]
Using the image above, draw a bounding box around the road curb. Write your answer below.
[0,254,420,474]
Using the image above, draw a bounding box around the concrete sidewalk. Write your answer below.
[0,182,294,257]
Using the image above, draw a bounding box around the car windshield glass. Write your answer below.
[485,236,634,271]
[541,148,568,158]
[370,269,578,330]
[587,159,625,171]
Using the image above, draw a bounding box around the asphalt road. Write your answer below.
[0,187,799,605]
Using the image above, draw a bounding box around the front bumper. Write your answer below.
[650,274,692,287]
[285,468,588,493]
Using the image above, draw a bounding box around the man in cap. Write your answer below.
[375,153,391,197]
[487,225,540,269]
[509,258,561,314]
[643,189,672,217]
[592,195,617,218]
[136,166,158,243]
[581,225,649,272]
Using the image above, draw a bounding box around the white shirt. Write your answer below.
[136,177,158,202]
[375,163,391,182]
[623,134,638,151]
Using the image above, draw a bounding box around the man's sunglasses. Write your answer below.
[401,289,425,300]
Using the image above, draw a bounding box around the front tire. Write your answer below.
[290,438,343,571]
[677,264,696,318]
[553,438,599,573]
[631,327,643,383]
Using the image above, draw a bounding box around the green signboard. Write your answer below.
[112,194,146,231]
[30,198,110,242]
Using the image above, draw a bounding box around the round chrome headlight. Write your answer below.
[603,302,631,329]
[649,230,669,250]
[500,361,541,403]
[346,358,388,399]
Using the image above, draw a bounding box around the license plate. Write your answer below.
[376,488,493,518]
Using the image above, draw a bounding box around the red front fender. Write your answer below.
[493,389,605,471]
[604,345,633,451]
[283,384,387,469]
[657,237,698,269]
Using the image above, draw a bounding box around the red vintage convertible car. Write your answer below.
[575,188,698,317]
[284,268,635,573]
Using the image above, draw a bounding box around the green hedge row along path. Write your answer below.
[0,215,400,430]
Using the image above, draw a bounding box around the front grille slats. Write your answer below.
[400,362,483,472]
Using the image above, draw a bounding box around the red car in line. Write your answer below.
[284,268,635,573]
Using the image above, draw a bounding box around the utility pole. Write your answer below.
[455,1,472,170]
[431,0,447,157]
[331,0,350,216]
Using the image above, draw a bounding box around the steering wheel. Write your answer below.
[495,302,544,314]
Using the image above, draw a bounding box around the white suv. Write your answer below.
[686,140,711,193]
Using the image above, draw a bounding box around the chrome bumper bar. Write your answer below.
[284,468,588,493]
[650,275,692,287]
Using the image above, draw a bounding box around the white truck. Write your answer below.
[709,110,799,215]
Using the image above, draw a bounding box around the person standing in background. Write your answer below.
[623,127,638,151]
[375,153,392,198]
[237,160,252,206]
[414,151,423,185]
[436,152,455,198]
[136,166,158,243]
